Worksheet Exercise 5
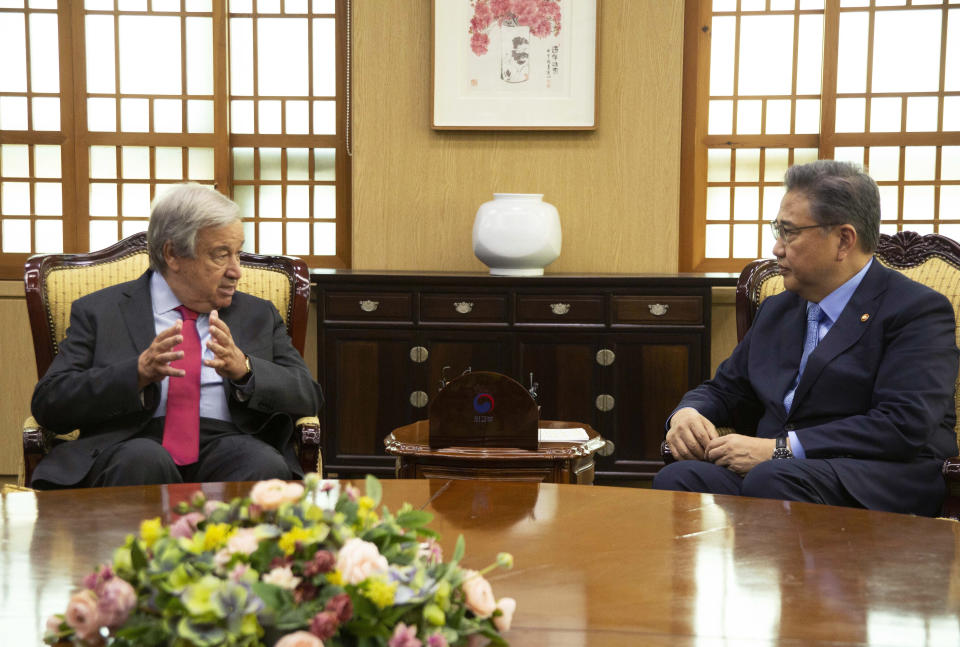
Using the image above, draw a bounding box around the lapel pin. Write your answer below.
[860,313,870,322]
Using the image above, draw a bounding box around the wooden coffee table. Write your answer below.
[384,419,607,484]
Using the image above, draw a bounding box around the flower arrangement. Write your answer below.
[468,0,562,56]
[44,475,516,647]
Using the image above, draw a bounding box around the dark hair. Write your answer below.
[783,160,880,253]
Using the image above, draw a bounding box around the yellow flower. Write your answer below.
[203,523,233,551]
[362,576,397,609]
[278,526,312,555]
[326,570,344,586]
[357,496,375,511]
[140,517,164,548]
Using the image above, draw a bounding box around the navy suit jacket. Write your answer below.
[677,260,959,515]
[31,271,323,487]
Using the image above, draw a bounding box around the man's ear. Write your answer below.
[162,240,180,272]
[835,224,858,261]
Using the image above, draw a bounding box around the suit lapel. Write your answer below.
[773,296,808,415]
[119,271,158,353]
[788,261,888,416]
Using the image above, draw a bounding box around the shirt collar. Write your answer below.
[815,257,873,324]
[150,270,183,316]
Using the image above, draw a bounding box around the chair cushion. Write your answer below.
[45,252,150,347]
[237,265,292,326]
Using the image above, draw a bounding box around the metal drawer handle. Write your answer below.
[595,394,615,412]
[359,299,379,312]
[410,391,429,408]
[550,303,571,315]
[409,346,429,363]
[454,301,474,314]
[596,349,615,366]
[648,303,669,316]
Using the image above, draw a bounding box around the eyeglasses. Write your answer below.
[769,220,829,242]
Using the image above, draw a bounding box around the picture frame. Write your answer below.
[432,0,599,130]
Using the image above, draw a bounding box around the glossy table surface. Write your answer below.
[3,480,960,646]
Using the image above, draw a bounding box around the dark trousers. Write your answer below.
[76,417,293,487]
[653,458,864,509]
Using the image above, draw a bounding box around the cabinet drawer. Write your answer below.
[325,292,413,321]
[420,294,508,323]
[516,295,605,323]
[612,296,703,324]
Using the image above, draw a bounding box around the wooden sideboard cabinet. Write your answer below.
[312,271,736,482]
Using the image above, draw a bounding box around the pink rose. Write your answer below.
[64,589,102,642]
[227,527,260,555]
[97,577,137,628]
[263,565,301,590]
[426,633,448,647]
[388,622,422,647]
[461,570,497,618]
[274,630,324,647]
[44,615,63,637]
[249,479,304,510]
[309,610,339,640]
[493,597,516,632]
[169,512,205,539]
[335,538,388,585]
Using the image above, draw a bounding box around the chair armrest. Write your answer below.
[295,416,323,477]
[942,456,960,482]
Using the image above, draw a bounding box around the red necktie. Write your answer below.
[163,305,201,465]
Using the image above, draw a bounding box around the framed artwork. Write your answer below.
[432,0,599,130]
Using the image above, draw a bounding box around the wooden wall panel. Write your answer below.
[352,0,685,273]
[0,281,39,476]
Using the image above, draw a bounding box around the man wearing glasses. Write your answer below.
[654,160,958,516]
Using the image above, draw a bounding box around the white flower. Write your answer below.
[226,527,260,555]
[461,570,497,618]
[263,565,301,590]
[336,537,389,585]
[493,597,517,632]
[314,481,341,510]
[250,479,304,510]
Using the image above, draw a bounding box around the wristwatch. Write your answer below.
[772,435,793,459]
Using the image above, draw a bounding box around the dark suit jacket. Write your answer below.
[30,270,323,487]
[677,260,959,516]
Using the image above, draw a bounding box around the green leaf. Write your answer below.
[452,535,465,563]
[130,539,148,571]
[365,474,383,507]
[395,509,433,529]
[250,581,292,613]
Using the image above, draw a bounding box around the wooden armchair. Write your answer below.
[663,231,960,518]
[21,232,322,487]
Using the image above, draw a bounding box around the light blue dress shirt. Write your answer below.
[787,257,873,458]
[149,271,232,421]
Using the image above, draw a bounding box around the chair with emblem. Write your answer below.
[663,231,960,518]
[21,231,322,487]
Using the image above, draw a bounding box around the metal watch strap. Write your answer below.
[772,435,793,459]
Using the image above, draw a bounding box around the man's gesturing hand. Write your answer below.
[137,322,185,390]
[204,309,248,381]
[665,407,718,461]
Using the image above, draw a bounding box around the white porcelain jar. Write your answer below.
[472,193,562,276]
